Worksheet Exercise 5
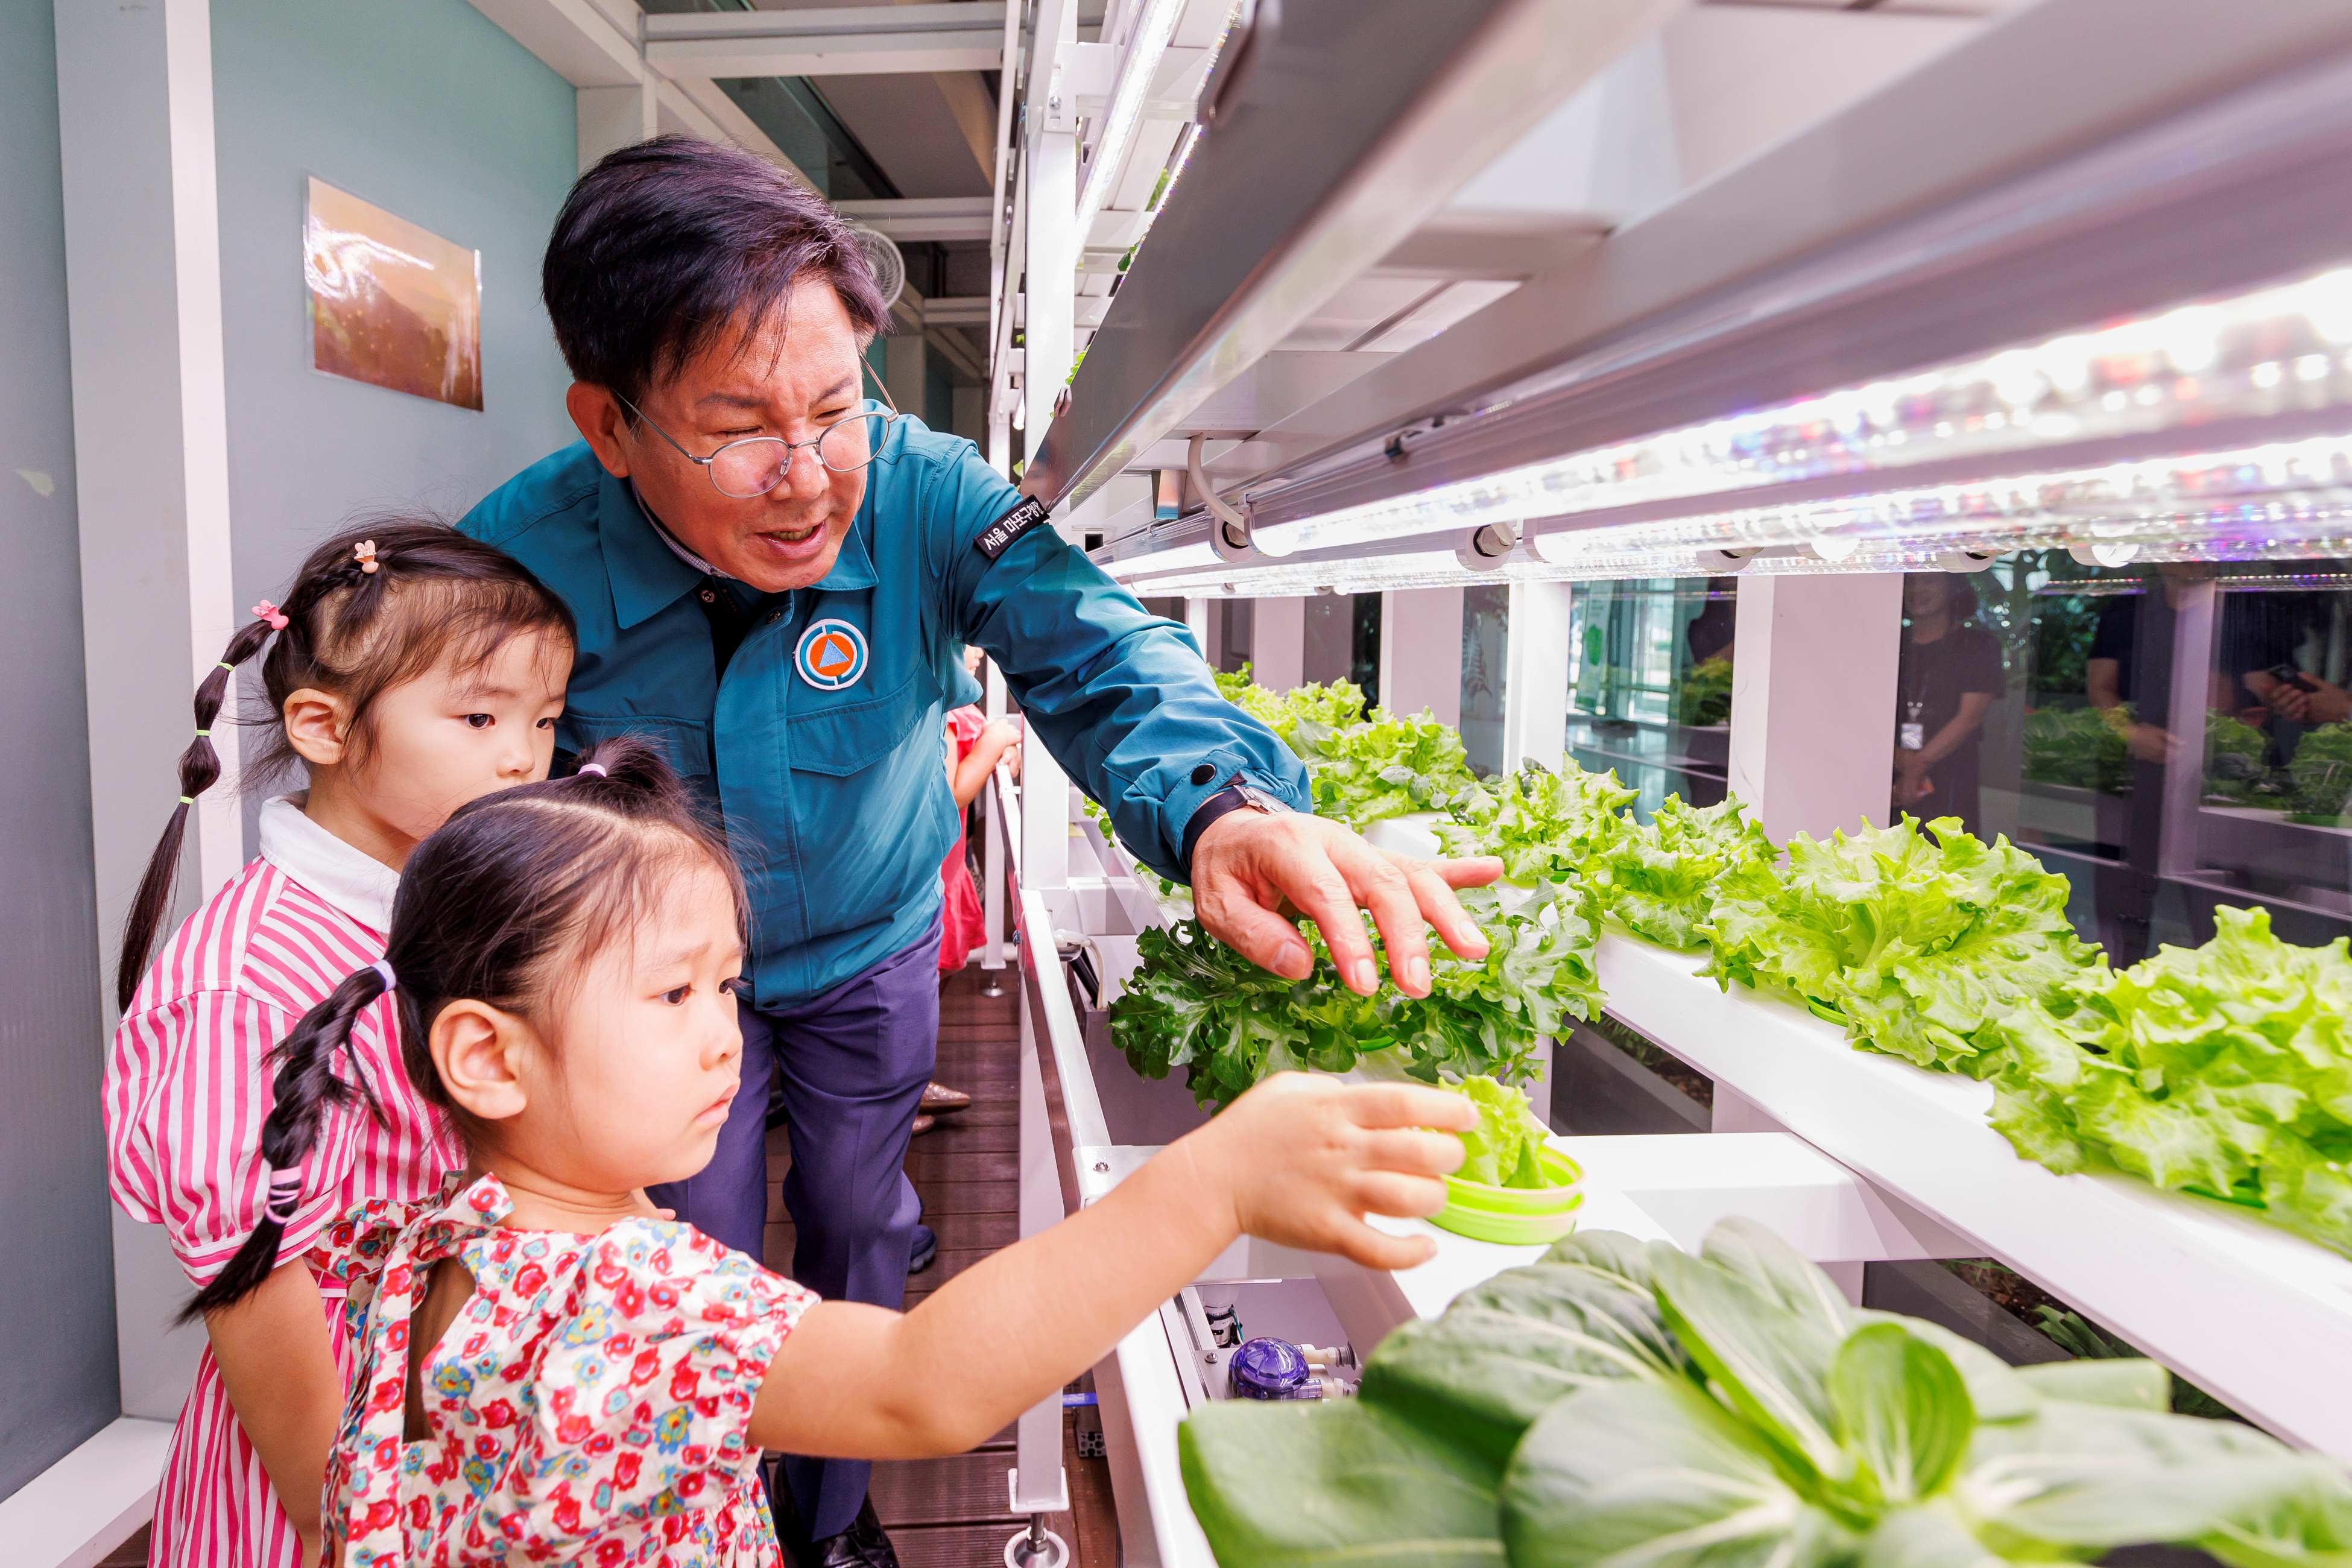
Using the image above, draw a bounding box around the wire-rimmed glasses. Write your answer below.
[619,376,902,499]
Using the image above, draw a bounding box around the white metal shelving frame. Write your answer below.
[973,2,2352,1561]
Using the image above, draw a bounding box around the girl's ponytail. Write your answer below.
[116,610,283,1011]
[180,960,396,1321]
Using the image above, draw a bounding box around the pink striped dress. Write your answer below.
[105,797,458,1568]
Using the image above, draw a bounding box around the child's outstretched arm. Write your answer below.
[750,1073,1474,1458]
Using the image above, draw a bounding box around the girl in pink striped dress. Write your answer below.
[104,522,575,1567]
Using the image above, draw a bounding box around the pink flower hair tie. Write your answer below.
[251,599,289,630]
[354,539,380,574]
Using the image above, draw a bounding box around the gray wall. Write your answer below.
[110,0,586,1420]
[0,0,119,1501]
[214,0,581,693]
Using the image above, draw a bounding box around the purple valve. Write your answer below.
[1228,1336,1317,1400]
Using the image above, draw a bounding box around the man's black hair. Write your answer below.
[543,134,893,404]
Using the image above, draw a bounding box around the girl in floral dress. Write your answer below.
[192,738,1475,1566]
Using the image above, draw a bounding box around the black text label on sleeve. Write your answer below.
[975,496,1051,562]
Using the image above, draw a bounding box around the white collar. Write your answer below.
[258,795,400,934]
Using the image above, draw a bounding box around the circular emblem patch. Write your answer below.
[795,618,868,691]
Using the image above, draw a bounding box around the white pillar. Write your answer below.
[988,413,1012,478]
[1014,14,1078,896]
[577,80,658,172]
[885,330,929,425]
[1381,587,1465,723]
[55,0,233,1420]
[1502,580,1575,774]
[1184,598,1213,663]
[1251,597,1308,692]
[1727,574,1904,844]
[1020,93,1077,458]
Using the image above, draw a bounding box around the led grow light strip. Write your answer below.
[1073,0,1189,254]
[1233,264,2352,561]
[1527,432,2352,566]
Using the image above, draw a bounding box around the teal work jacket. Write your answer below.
[461,414,1309,1003]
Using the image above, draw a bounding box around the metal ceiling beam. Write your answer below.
[1199,0,2352,536]
[644,4,1007,80]
[1025,0,1695,508]
[833,197,994,243]
[923,296,993,327]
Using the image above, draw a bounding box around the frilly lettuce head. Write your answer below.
[1703,816,2104,1076]
[1453,1074,1553,1189]
[1987,904,2352,1257]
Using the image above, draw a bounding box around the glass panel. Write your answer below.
[1350,592,1382,708]
[1460,584,1511,777]
[1926,555,2352,963]
[1561,577,1735,821]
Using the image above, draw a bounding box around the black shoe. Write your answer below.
[908,1222,938,1275]
[813,1497,902,1568]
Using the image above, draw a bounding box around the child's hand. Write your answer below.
[1186,1073,1476,1272]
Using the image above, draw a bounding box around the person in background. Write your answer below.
[1891,571,2005,837]
[104,523,574,1568]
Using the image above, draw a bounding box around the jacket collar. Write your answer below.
[598,469,707,631]
[257,795,400,934]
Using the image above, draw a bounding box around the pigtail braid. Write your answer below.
[116,616,282,1011]
[180,961,394,1321]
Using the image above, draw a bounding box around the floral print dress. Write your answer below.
[313,1172,814,1566]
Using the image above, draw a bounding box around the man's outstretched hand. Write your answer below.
[1189,809,1504,999]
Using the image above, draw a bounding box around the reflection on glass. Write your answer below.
[1460,585,1510,777]
[1971,554,2352,963]
[1891,575,2005,838]
[1560,578,1734,820]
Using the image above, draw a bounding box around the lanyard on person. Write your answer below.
[1900,639,1927,751]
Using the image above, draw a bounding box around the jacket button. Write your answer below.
[1191,763,1216,786]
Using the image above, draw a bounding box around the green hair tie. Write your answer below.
[217,662,234,672]
[178,795,195,805]
[194,729,210,738]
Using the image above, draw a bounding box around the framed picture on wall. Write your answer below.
[303,176,482,410]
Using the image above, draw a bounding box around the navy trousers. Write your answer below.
[651,912,941,1540]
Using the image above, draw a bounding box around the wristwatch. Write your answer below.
[1181,776,1292,870]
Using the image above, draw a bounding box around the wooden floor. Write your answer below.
[764,959,1121,1568]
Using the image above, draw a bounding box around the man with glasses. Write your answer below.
[463,136,1498,1568]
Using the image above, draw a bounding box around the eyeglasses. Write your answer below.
[619,370,902,499]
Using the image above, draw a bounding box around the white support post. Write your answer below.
[1016,13,1078,899]
[54,0,236,1421]
[1183,596,1212,663]
[1011,975,1072,1524]
[2157,576,2219,879]
[577,78,659,172]
[1380,587,1465,724]
[1728,574,1905,844]
[1251,597,1307,692]
[1502,580,1575,774]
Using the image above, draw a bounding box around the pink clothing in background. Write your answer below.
[940,707,989,972]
